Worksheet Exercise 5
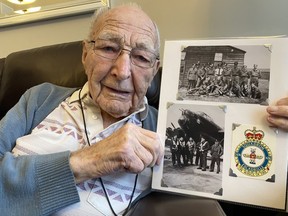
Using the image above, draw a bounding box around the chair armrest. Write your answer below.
[128,192,226,216]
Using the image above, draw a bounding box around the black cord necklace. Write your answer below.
[78,88,138,216]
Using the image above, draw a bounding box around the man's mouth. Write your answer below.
[104,85,132,97]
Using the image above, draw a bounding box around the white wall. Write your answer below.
[112,0,288,61]
[0,13,92,57]
[1,0,288,60]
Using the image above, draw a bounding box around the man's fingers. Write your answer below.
[136,127,164,166]
[267,105,288,118]
[266,97,288,132]
[276,97,288,106]
[267,115,288,131]
[267,97,288,117]
[133,143,154,167]
[122,125,164,171]
[123,154,145,173]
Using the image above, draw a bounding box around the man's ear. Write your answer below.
[82,40,89,66]
[154,60,161,76]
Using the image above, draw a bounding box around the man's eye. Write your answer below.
[133,54,151,63]
[100,46,119,53]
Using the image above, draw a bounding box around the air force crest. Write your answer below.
[234,127,272,177]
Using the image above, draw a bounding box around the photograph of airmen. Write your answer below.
[178,45,270,105]
[162,103,225,195]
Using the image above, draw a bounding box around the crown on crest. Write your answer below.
[244,127,264,140]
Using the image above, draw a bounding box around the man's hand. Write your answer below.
[69,123,164,183]
[267,97,288,131]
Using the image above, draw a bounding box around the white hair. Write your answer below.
[86,4,160,58]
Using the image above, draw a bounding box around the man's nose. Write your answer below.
[112,49,132,80]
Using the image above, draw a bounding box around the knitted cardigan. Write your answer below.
[0,83,158,216]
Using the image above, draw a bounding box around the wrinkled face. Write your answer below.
[82,6,160,119]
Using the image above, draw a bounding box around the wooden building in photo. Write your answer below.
[180,46,246,88]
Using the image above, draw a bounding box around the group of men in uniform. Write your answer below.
[186,61,262,99]
[165,128,223,174]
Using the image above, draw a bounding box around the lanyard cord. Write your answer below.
[78,88,138,216]
[99,174,139,216]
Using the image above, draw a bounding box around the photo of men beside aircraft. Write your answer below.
[163,103,225,195]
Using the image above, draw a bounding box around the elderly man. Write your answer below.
[0,4,163,216]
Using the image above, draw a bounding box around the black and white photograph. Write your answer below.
[162,103,225,195]
[177,45,271,105]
